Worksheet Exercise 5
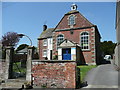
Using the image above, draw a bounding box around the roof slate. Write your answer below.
[38,28,55,39]
[16,48,27,53]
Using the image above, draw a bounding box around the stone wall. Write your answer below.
[0,60,6,80]
[32,60,80,88]
[115,1,120,68]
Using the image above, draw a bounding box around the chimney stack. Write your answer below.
[43,25,47,31]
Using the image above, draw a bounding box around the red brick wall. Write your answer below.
[53,28,96,64]
[56,12,93,30]
[32,61,77,88]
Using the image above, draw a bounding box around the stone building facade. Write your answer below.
[115,0,120,68]
[38,4,101,65]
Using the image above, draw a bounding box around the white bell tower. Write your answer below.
[71,3,77,10]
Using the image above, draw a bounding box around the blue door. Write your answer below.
[62,49,71,60]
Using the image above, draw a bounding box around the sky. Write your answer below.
[2,2,116,47]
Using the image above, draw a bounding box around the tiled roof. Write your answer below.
[38,28,55,39]
[16,48,27,53]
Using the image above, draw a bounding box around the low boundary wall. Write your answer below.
[32,60,80,88]
[0,60,6,80]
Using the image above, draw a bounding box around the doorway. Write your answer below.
[62,48,71,60]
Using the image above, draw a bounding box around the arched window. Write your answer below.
[81,32,89,50]
[57,34,64,45]
[68,15,75,25]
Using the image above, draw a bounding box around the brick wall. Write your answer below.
[55,11,93,30]
[53,27,96,64]
[32,60,80,88]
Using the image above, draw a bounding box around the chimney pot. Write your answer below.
[43,25,47,31]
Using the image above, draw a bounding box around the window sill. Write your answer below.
[82,49,91,51]
[43,45,47,46]
[43,56,47,57]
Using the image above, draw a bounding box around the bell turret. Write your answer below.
[71,3,77,11]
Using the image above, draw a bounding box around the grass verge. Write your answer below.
[77,65,97,83]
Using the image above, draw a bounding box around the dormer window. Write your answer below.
[68,15,75,26]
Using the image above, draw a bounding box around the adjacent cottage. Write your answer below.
[38,4,101,65]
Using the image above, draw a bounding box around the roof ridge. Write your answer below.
[38,28,55,39]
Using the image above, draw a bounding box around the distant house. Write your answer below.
[16,48,28,54]
[38,4,101,65]
[115,0,120,68]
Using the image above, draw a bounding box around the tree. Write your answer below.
[1,32,20,47]
[100,41,116,56]
[1,32,20,59]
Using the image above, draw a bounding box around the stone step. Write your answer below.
[6,78,26,83]
[1,78,26,89]
[1,82,24,88]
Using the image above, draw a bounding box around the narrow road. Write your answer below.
[83,63,118,88]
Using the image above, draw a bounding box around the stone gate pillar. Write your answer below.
[26,46,34,81]
[4,46,14,80]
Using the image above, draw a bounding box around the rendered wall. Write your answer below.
[115,1,120,67]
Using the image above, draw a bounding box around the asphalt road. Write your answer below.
[83,63,119,88]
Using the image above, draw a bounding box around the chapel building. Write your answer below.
[38,4,101,65]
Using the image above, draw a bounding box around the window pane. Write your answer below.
[43,50,47,57]
[69,15,75,25]
[57,35,64,45]
[43,39,47,46]
[80,32,89,50]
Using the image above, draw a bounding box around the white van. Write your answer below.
[104,55,111,61]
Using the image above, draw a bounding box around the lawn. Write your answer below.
[77,65,97,83]
[13,62,26,73]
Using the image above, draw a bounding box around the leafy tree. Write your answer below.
[100,41,116,56]
[0,32,20,59]
[1,32,20,47]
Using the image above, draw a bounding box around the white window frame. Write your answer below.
[68,15,76,26]
[80,32,90,50]
[57,34,64,46]
[43,39,47,46]
[43,49,47,57]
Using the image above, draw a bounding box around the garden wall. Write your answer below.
[0,60,6,80]
[32,60,80,88]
